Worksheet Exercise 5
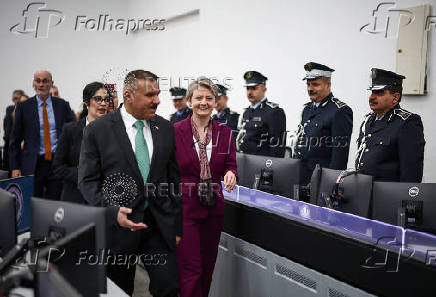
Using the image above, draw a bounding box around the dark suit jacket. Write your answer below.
[2,105,15,170]
[170,107,192,124]
[295,93,353,185]
[356,105,425,182]
[174,117,238,219]
[53,118,86,203]
[78,109,182,254]
[9,96,75,175]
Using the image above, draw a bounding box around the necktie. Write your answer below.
[134,121,150,209]
[42,101,52,161]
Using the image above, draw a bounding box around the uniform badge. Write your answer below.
[252,116,262,121]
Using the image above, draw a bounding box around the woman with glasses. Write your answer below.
[53,82,111,203]
[174,77,237,297]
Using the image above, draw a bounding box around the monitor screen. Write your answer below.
[35,223,97,297]
[0,170,9,180]
[310,167,374,218]
[0,188,16,257]
[238,154,300,199]
[31,198,107,293]
[372,182,436,234]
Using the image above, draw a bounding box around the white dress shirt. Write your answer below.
[120,106,154,159]
[193,136,212,161]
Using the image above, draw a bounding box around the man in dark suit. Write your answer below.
[169,87,192,124]
[78,70,182,297]
[293,62,353,187]
[236,71,287,157]
[9,71,75,199]
[212,84,239,143]
[2,90,25,171]
[356,68,425,182]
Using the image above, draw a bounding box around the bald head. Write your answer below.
[33,70,53,100]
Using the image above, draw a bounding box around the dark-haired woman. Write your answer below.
[53,82,111,203]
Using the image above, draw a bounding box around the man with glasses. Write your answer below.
[356,68,425,182]
[9,70,75,199]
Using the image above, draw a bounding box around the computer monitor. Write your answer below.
[35,263,82,297]
[236,152,245,181]
[310,167,374,218]
[31,198,107,293]
[0,188,17,257]
[35,223,97,297]
[0,170,9,180]
[238,154,300,199]
[372,182,436,234]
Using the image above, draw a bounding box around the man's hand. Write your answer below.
[12,169,21,178]
[223,171,237,192]
[117,207,148,230]
[176,236,182,245]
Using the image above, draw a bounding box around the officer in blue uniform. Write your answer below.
[293,62,353,186]
[169,87,192,124]
[237,71,286,157]
[356,68,425,182]
[212,84,239,142]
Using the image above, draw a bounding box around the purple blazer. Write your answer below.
[174,116,238,219]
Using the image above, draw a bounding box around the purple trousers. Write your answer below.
[177,216,223,297]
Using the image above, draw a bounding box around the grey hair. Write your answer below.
[186,76,219,99]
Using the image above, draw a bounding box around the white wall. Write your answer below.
[1,0,435,181]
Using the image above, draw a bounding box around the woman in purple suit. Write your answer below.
[174,77,237,297]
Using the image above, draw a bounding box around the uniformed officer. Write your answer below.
[293,62,353,186]
[169,87,192,124]
[356,68,425,182]
[237,71,286,157]
[212,84,239,141]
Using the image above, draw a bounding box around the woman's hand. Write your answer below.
[223,171,237,192]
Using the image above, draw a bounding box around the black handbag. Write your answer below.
[197,178,215,207]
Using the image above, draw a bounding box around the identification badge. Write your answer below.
[252,116,262,121]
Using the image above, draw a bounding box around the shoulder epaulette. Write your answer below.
[265,101,279,108]
[230,110,238,115]
[394,108,412,120]
[331,97,347,109]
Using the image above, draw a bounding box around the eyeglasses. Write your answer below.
[92,96,111,103]
[34,79,52,84]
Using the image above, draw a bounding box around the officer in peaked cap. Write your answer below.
[236,71,286,157]
[169,87,192,124]
[293,62,353,188]
[355,68,425,182]
[212,84,239,143]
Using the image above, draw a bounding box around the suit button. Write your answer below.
[360,162,364,166]
[241,140,244,144]
[254,124,257,128]
[315,124,318,127]
[240,150,243,153]
[365,149,369,152]
[368,134,372,138]
[379,142,383,145]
